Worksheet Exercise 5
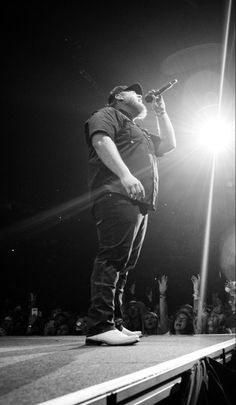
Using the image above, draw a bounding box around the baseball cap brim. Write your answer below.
[108,82,143,104]
[125,83,143,95]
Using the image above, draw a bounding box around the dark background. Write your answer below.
[1,0,235,315]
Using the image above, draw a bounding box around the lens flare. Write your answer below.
[197,115,233,153]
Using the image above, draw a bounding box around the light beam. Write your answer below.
[196,0,234,331]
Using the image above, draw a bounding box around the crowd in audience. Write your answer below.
[0,275,235,337]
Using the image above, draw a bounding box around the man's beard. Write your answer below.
[135,102,147,120]
[125,95,147,120]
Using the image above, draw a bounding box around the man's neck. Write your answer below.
[117,108,134,121]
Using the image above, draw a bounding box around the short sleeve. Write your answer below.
[85,107,120,146]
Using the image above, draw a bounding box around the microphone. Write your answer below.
[144,79,178,102]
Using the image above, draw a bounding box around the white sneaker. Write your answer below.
[86,329,140,346]
[121,326,142,337]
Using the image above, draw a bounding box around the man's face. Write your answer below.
[120,90,147,119]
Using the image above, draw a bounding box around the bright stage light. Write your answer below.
[196,115,234,153]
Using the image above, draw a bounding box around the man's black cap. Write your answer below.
[108,83,143,104]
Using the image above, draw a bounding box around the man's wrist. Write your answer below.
[155,110,167,116]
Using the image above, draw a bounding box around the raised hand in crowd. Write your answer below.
[191,274,200,299]
[158,274,168,296]
[157,274,169,333]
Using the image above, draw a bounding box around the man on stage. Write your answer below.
[84,82,176,345]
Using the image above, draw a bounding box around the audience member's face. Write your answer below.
[128,305,139,319]
[2,317,13,330]
[174,313,188,333]
[144,313,158,330]
[57,325,69,335]
[212,299,223,314]
[228,295,236,312]
[55,314,66,326]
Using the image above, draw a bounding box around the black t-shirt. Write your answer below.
[84,106,163,210]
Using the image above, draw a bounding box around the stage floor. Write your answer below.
[0,334,235,405]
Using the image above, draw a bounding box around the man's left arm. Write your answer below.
[152,95,176,155]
